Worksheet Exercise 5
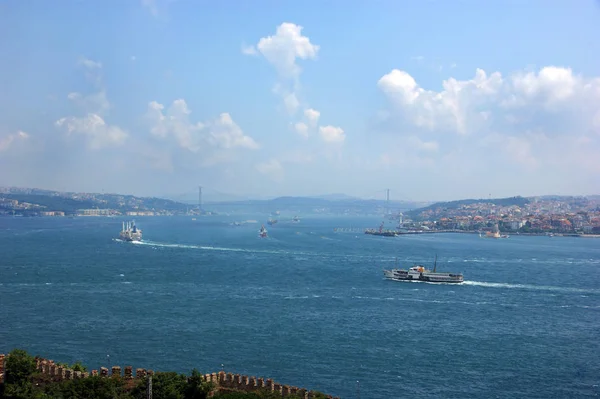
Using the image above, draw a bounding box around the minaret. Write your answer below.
[198,186,203,211]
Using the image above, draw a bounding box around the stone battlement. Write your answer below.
[31,357,157,383]
[204,371,339,399]
[0,355,338,398]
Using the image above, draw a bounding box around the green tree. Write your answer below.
[130,372,188,399]
[42,376,129,399]
[3,349,38,399]
[184,369,213,399]
[5,349,37,385]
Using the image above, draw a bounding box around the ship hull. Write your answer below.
[365,231,398,237]
[120,237,142,242]
[384,269,463,283]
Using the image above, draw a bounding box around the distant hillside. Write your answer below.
[208,195,425,213]
[0,192,189,214]
[312,193,360,201]
[406,196,530,219]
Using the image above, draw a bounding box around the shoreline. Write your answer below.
[376,230,600,238]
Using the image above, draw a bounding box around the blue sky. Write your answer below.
[1,0,599,201]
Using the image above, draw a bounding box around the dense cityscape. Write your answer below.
[399,195,600,235]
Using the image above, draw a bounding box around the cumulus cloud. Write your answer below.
[256,158,284,182]
[294,122,309,137]
[377,66,599,136]
[246,22,319,80]
[55,114,127,149]
[55,58,127,149]
[78,57,102,70]
[67,91,110,115]
[283,92,300,115]
[319,125,345,143]
[304,108,320,127]
[245,23,319,116]
[0,131,29,152]
[376,65,600,182]
[246,23,345,147]
[146,99,259,155]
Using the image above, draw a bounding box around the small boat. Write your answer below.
[292,216,300,223]
[267,218,278,225]
[259,224,268,238]
[383,255,463,283]
[119,220,142,242]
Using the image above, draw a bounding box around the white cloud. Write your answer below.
[377,66,600,138]
[67,90,110,115]
[78,57,102,70]
[0,131,29,152]
[245,22,319,120]
[283,93,300,115]
[294,122,309,137]
[304,108,320,126]
[256,159,284,182]
[55,114,128,149]
[319,125,345,143]
[241,44,257,56]
[146,99,259,155]
[374,65,600,185]
[55,58,126,149]
[251,22,320,79]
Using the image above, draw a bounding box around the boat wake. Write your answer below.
[463,280,600,295]
[121,239,389,260]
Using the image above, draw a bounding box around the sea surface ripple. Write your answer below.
[1,215,599,398]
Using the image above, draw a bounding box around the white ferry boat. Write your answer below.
[383,256,463,283]
[119,221,142,242]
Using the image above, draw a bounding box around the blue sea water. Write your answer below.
[1,215,599,398]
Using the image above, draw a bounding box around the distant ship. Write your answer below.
[259,224,268,238]
[383,256,463,283]
[119,221,142,242]
[480,225,509,239]
[267,218,278,225]
[365,222,397,237]
[292,216,300,223]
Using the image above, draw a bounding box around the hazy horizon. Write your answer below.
[3,184,600,206]
[1,1,599,201]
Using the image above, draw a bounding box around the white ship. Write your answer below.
[119,220,142,242]
[383,256,463,283]
[259,224,268,238]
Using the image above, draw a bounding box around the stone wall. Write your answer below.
[0,354,5,384]
[204,371,339,399]
[30,357,155,382]
[0,354,338,398]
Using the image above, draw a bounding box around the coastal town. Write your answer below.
[397,195,600,235]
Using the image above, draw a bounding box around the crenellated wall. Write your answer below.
[29,357,156,383]
[204,371,339,399]
[0,355,338,398]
